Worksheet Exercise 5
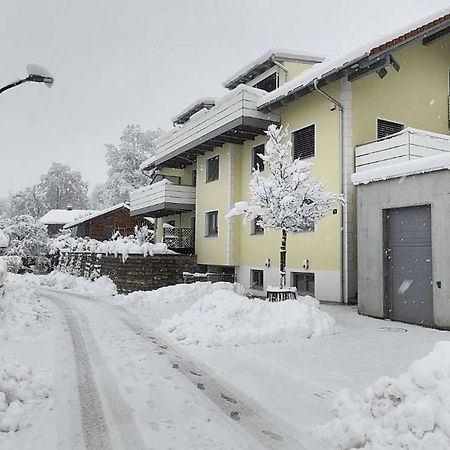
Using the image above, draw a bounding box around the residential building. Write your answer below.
[130,7,450,303]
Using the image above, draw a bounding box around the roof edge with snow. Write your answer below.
[223,49,326,90]
[63,203,131,229]
[171,97,217,125]
[257,7,450,111]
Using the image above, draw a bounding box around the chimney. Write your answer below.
[67,204,73,211]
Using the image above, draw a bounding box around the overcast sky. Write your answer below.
[0,0,448,197]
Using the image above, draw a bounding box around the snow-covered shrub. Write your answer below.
[0,216,48,258]
[159,290,337,346]
[316,341,450,449]
[1,256,23,274]
[0,358,51,432]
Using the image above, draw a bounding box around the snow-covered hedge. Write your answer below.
[159,290,337,346]
[50,229,170,262]
[0,358,51,432]
[317,341,450,449]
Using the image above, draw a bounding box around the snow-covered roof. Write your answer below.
[223,49,326,90]
[0,230,9,248]
[258,7,450,110]
[40,209,97,226]
[63,203,131,229]
[352,153,450,185]
[171,97,216,125]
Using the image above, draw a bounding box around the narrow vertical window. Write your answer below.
[206,156,219,182]
[205,211,218,236]
[252,144,265,171]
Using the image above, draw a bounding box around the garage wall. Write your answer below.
[356,170,450,328]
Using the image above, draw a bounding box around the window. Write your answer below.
[192,169,197,187]
[252,144,265,172]
[250,216,264,235]
[251,269,264,290]
[292,125,315,160]
[206,156,219,182]
[205,211,218,236]
[292,272,315,296]
[254,73,278,92]
[377,119,404,139]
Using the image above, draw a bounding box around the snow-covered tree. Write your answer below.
[10,185,45,218]
[103,124,161,205]
[38,162,88,210]
[0,215,49,258]
[89,182,112,210]
[228,125,344,290]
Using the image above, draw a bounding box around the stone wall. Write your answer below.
[58,251,198,293]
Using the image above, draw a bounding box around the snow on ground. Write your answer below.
[317,340,450,449]
[159,290,337,346]
[0,278,54,446]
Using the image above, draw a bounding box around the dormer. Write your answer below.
[171,97,216,125]
[223,49,326,92]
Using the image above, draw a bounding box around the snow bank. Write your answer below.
[0,284,50,340]
[159,290,337,346]
[113,281,243,308]
[0,231,9,248]
[0,259,7,287]
[0,358,51,432]
[38,272,117,297]
[317,341,450,449]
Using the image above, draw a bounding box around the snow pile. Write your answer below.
[317,341,450,449]
[0,259,7,288]
[159,291,337,346]
[0,358,51,432]
[38,272,117,297]
[0,285,50,340]
[113,281,243,309]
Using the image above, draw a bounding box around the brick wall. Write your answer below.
[58,251,198,293]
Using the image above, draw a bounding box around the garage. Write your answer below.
[353,154,450,329]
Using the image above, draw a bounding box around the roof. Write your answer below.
[351,152,450,185]
[258,7,450,111]
[171,97,216,125]
[223,49,326,90]
[63,203,131,229]
[40,209,97,225]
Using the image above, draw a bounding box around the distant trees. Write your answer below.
[91,124,161,207]
[9,163,89,218]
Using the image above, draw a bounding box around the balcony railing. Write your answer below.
[130,179,195,217]
[355,127,450,172]
[163,227,195,252]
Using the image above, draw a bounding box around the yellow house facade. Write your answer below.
[130,9,450,303]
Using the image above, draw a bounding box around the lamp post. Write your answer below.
[0,64,54,95]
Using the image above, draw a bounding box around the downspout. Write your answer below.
[313,79,347,304]
[271,57,288,85]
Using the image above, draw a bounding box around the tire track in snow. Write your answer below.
[43,290,147,450]
[48,295,112,450]
[117,313,306,450]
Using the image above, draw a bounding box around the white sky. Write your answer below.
[0,0,448,196]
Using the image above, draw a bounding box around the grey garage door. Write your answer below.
[384,205,433,326]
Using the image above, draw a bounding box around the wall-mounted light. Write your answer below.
[377,67,388,79]
[302,259,309,270]
[264,258,271,267]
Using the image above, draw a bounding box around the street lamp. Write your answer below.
[0,64,54,95]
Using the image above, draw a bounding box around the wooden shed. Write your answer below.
[64,203,152,241]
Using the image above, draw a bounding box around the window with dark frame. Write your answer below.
[192,169,197,187]
[254,73,278,92]
[377,119,404,139]
[252,144,265,172]
[292,272,315,296]
[251,269,264,290]
[292,125,315,160]
[205,211,218,236]
[206,156,219,182]
[251,216,264,235]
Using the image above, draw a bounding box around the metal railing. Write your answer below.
[163,227,195,250]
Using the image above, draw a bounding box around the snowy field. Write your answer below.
[1,272,450,449]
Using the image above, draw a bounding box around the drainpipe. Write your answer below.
[271,57,288,84]
[313,79,347,304]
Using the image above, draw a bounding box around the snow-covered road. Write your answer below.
[39,288,302,450]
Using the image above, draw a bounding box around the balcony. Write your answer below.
[130,179,195,217]
[355,128,450,172]
[140,84,280,171]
